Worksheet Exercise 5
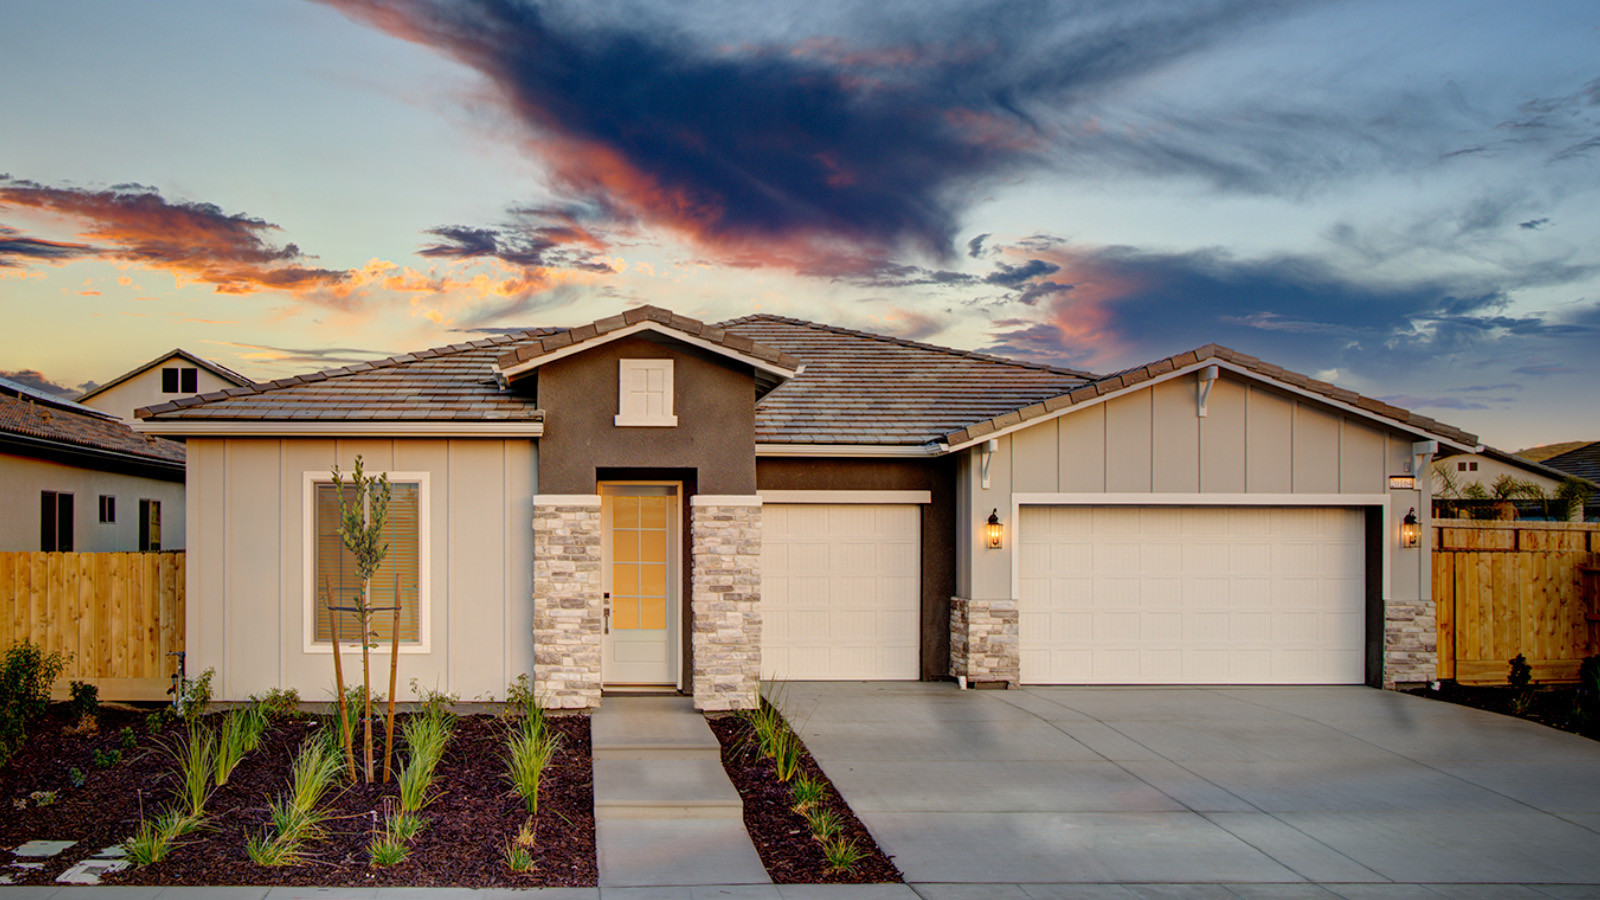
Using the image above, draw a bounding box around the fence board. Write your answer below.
[0,551,184,699]
[1435,520,1600,685]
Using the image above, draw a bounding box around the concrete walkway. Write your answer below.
[589,696,768,888]
[777,682,1600,891]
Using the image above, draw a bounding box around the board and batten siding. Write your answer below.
[958,373,1432,611]
[185,437,536,701]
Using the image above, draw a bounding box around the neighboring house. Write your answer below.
[0,376,186,552]
[136,306,1478,708]
[1432,445,1592,520]
[1542,441,1600,521]
[77,348,254,423]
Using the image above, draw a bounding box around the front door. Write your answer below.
[600,483,678,686]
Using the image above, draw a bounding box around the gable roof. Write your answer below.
[495,305,802,397]
[1437,445,1595,486]
[137,330,560,435]
[942,343,1480,453]
[0,374,118,419]
[77,348,255,402]
[0,381,185,476]
[1541,441,1600,484]
[723,315,1094,448]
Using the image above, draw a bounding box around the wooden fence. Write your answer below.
[0,551,184,701]
[1434,520,1600,685]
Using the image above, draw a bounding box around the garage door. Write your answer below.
[1018,506,1365,684]
[761,504,920,680]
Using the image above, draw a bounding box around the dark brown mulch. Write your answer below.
[1,706,595,888]
[706,713,900,884]
[1408,681,1600,741]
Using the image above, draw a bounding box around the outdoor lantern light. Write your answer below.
[1401,507,1420,549]
[985,509,1003,549]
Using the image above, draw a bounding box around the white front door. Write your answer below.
[601,484,678,686]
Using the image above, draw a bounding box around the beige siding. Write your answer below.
[0,453,185,552]
[187,437,537,701]
[1011,419,1059,493]
[1059,403,1105,492]
[1200,377,1247,492]
[1151,378,1200,493]
[1293,405,1342,494]
[1341,420,1387,494]
[1105,392,1153,492]
[1245,386,1294,493]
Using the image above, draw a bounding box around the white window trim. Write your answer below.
[614,358,678,427]
[301,470,431,655]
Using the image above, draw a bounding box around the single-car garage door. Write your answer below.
[1018,505,1365,684]
[761,504,920,680]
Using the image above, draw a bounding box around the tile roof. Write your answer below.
[1438,445,1596,486]
[722,315,1094,446]
[0,385,185,466]
[139,331,560,422]
[496,305,803,376]
[942,343,1480,449]
[1541,441,1600,484]
[78,348,255,402]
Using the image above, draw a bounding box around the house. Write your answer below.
[1541,441,1600,521]
[135,306,1478,709]
[1432,445,1594,520]
[0,375,186,552]
[77,348,254,423]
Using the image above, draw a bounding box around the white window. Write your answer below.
[614,359,677,427]
[302,472,429,653]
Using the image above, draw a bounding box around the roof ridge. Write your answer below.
[139,327,563,417]
[721,313,1097,379]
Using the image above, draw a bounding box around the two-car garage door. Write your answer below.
[1018,506,1366,685]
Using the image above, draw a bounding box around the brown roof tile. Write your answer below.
[0,389,185,465]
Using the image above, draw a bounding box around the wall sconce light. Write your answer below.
[1401,507,1420,549]
[985,509,1003,549]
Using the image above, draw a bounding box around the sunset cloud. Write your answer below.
[0,178,350,298]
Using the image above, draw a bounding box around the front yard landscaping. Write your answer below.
[1,696,596,888]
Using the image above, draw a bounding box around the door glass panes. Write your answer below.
[611,495,669,631]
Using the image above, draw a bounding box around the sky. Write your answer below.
[1,0,1596,451]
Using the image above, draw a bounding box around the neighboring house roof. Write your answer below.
[722,315,1093,446]
[1437,445,1596,487]
[942,343,1480,452]
[0,374,117,419]
[497,305,802,398]
[0,381,185,476]
[77,348,255,402]
[138,329,562,430]
[1542,441,1600,485]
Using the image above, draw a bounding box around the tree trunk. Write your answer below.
[361,584,374,783]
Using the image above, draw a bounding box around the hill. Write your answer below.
[1515,441,1595,462]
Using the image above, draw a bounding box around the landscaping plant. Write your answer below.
[215,705,267,786]
[68,679,99,730]
[0,639,69,765]
[821,836,866,875]
[169,721,217,820]
[504,817,537,873]
[328,454,401,783]
[248,733,344,866]
[397,703,454,813]
[506,700,562,814]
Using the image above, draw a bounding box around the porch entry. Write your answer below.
[600,483,680,687]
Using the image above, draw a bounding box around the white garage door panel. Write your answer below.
[762,504,920,680]
[1020,506,1365,685]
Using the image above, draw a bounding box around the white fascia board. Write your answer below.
[496,321,800,381]
[1012,492,1391,507]
[134,420,544,438]
[760,490,932,504]
[943,358,1480,455]
[755,443,942,457]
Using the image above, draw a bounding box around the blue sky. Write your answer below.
[1,0,1596,450]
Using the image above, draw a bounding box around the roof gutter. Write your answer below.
[134,420,545,438]
[0,432,185,482]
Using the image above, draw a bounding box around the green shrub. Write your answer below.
[790,774,826,814]
[69,680,99,720]
[805,807,843,841]
[168,722,216,819]
[68,766,85,788]
[248,687,304,720]
[178,668,215,722]
[215,706,267,786]
[93,747,122,768]
[368,833,408,867]
[1508,654,1533,690]
[120,726,138,750]
[0,639,70,764]
[821,836,866,875]
[506,710,561,814]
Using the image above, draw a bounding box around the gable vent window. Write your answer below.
[162,366,198,394]
[614,359,677,427]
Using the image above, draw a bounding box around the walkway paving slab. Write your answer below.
[593,758,744,817]
[596,819,769,888]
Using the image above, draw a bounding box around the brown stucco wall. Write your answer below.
[535,337,758,494]
[755,456,958,680]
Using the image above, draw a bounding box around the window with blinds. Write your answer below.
[311,480,421,645]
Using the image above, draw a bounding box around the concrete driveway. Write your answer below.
[777,682,1600,890]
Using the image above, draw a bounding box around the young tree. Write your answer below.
[330,455,394,783]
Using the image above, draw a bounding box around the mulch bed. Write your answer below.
[1,705,595,887]
[1407,681,1600,741]
[706,713,900,884]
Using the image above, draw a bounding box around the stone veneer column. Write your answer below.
[949,597,1019,686]
[531,495,603,709]
[690,495,763,712]
[1383,598,1437,688]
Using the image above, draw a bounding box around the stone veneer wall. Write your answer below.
[1383,597,1437,688]
[949,597,1019,686]
[531,496,603,709]
[690,496,763,711]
